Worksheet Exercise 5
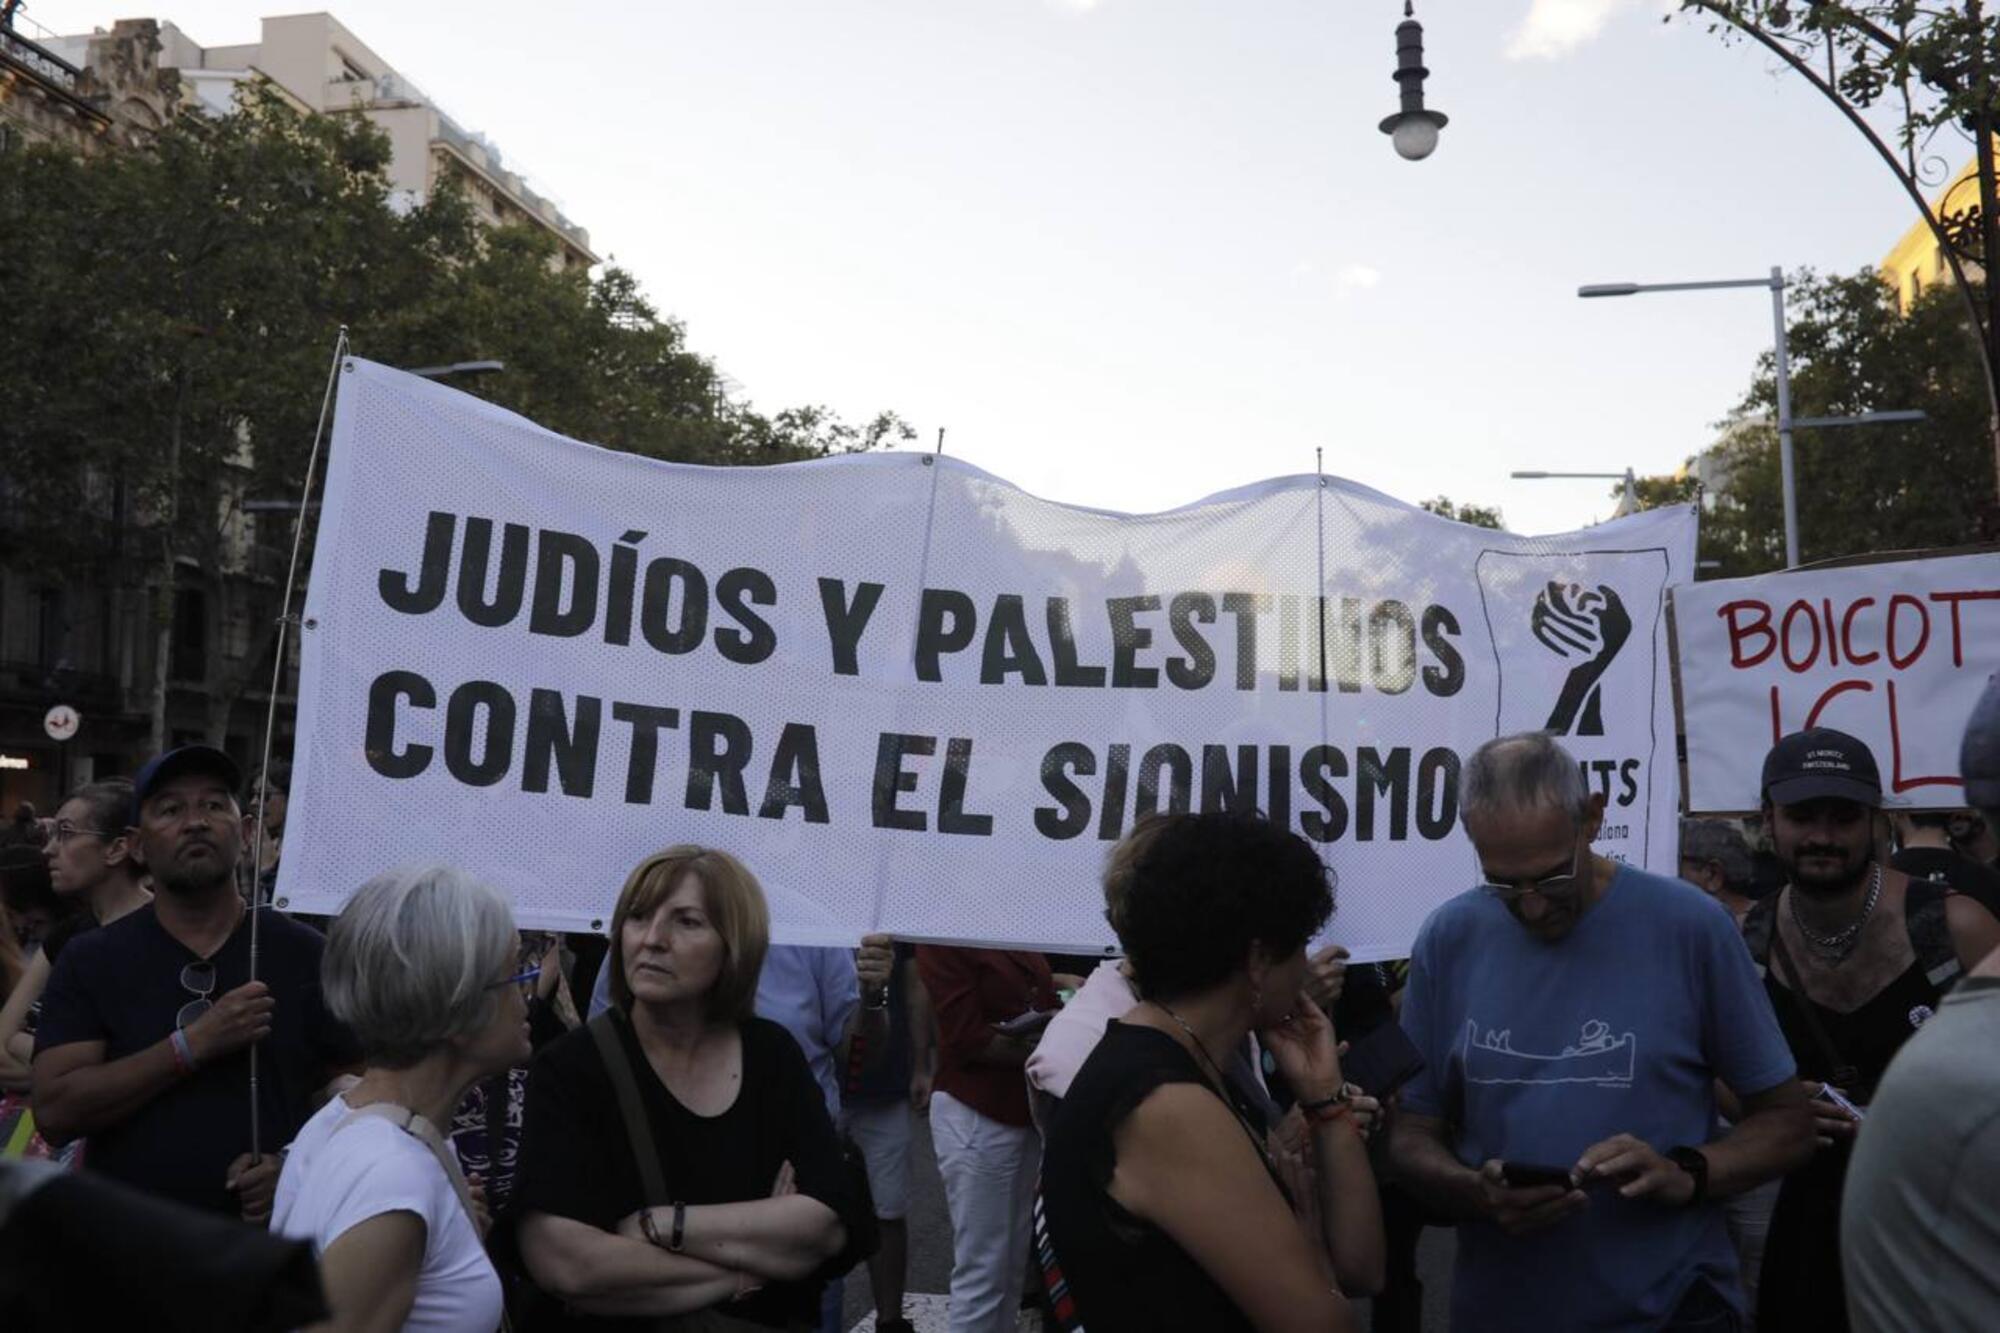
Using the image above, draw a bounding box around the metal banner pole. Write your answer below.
[245,325,349,1160]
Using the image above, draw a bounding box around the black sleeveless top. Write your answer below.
[1038,1021,1269,1333]
[1743,884,1960,1333]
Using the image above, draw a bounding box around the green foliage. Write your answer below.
[1418,496,1505,529]
[1680,3,1997,151]
[0,85,910,583]
[0,85,910,738]
[1700,268,1995,575]
[1621,473,1701,511]
[1602,471,1699,522]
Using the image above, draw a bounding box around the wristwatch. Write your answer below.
[1666,1146,1709,1207]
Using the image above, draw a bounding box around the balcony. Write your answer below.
[0,25,84,97]
[432,114,596,261]
[0,657,121,708]
[0,24,111,133]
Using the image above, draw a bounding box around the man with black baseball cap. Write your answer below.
[1738,727,2000,1333]
[30,745,358,1221]
[1843,675,2000,1332]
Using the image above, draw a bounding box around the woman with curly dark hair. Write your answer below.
[1038,811,1382,1333]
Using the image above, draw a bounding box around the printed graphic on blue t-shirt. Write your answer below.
[1400,864,1794,1331]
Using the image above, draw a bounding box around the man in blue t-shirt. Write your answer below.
[1388,732,1812,1331]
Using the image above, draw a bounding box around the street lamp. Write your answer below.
[405,359,505,380]
[1379,2,1447,162]
[1511,468,1639,517]
[245,358,505,513]
[1679,4,2000,508]
[1580,274,1928,569]
[1580,270,1804,567]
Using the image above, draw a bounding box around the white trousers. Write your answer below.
[930,1089,1041,1333]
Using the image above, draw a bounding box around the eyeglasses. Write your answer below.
[488,964,541,999]
[177,961,217,1030]
[1478,843,1586,905]
[50,822,116,846]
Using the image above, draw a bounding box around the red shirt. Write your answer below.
[915,946,1054,1128]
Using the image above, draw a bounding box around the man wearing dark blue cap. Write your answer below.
[29,746,358,1220]
[1738,726,2000,1333]
[1842,676,2000,1332]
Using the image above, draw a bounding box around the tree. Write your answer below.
[1681,2,2000,500]
[1418,496,1505,529]
[1619,473,1702,513]
[1698,268,1994,575]
[0,87,910,751]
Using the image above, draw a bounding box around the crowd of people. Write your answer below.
[1,673,1998,1333]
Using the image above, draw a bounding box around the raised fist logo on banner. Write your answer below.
[1532,582,1631,737]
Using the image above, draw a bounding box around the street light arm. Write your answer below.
[1580,278,1773,296]
[1791,409,1928,429]
[405,360,506,380]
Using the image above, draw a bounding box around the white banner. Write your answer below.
[1675,553,2000,812]
[278,359,1696,959]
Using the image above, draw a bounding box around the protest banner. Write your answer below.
[1675,552,2000,813]
[277,359,1697,959]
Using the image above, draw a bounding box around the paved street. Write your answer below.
[839,1115,1456,1333]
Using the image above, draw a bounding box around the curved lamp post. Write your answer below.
[1681,2,2000,506]
[1379,2,1447,161]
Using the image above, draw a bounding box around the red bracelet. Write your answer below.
[1306,1099,1354,1127]
[167,1029,196,1077]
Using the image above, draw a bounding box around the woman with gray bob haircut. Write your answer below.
[272,866,536,1332]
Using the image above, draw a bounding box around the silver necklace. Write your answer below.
[1789,863,1881,962]
[1150,1001,1273,1168]
[1154,1001,1232,1087]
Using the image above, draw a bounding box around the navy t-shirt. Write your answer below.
[35,903,360,1215]
[1400,864,1796,1331]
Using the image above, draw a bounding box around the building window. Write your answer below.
[170,586,206,683]
[36,588,64,671]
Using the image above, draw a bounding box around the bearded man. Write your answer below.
[1738,728,2000,1333]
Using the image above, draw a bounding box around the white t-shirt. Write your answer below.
[272,1095,503,1333]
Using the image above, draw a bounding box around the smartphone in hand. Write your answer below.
[1815,1083,1867,1122]
[1498,1162,1577,1191]
[993,1009,1055,1039]
[1340,1020,1426,1101]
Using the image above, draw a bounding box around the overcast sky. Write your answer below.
[32,0,1934,534]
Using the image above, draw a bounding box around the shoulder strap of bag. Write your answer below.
[1741,893,1779,976]
[333,1102,480,1227]
[587,1009,669,1206]
[1766,929,1859,1089]
[333,1102,518,1333]
[1902,877,1963,990]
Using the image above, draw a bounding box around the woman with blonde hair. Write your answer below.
[515,845,866,1330]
